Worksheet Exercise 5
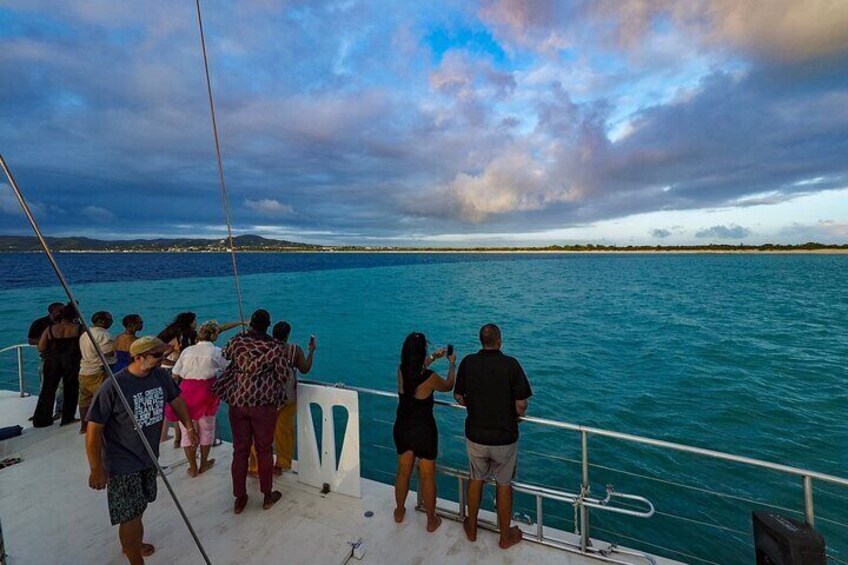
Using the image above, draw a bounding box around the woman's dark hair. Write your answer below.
[250,309,271,333]
[400,332,427,387]
[122,314,143,331]
[158,311,197,349]
[58,303,78,322]
[272,321,291,342]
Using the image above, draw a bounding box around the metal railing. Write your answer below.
[0,344,36,398]
[303,378,848,563]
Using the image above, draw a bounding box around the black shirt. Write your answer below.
[28,315,52,343]
[455,349,532,446]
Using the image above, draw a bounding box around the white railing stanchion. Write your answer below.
[803,475,815,527]
[580,430,591,551]
[16,346,26,397]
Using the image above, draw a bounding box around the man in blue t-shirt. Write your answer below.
[86,336,197,565]
[454,323,532,550]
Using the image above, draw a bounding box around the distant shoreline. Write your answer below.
[3,248,847,255]
[1,234,845,254]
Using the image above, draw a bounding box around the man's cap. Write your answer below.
[130,336,172,357]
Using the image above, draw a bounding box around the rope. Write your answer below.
[193,0,247,329]
[0,153,212,565]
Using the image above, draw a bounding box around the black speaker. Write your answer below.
[753,511,826,564]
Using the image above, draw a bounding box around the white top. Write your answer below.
[79,326,115,375]
[171,340,229,380]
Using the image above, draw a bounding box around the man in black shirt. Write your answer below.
[454,323,532,550]
[27,302,64,345]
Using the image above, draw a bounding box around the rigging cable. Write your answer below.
[193,0,247,328]
[0,153,212,565]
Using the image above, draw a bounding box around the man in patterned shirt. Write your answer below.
[218,309,293,514]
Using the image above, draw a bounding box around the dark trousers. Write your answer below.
[229,404,278,497]
[33,355,79,427]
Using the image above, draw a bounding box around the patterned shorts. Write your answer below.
[107,469,158,525]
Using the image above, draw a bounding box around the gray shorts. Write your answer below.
[466,439,518,485]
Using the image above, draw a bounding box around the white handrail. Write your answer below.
[0,343,36,397]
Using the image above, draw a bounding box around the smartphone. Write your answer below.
[309,335,316,347]
[446,344,454,356]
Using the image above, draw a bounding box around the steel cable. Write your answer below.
[193,0,246,329]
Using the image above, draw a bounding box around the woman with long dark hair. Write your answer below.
[392,332,456,532]
[158,311,198,447]
[33,303,82,427]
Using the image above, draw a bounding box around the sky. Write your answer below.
[1,0,847,246]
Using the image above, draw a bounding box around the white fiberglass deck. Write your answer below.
[0,391,681,564]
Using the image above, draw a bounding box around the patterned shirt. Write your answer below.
[220,331,292,407]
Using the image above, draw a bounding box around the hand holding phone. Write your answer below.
[308,335,317,351]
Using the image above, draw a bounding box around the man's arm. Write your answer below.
[86,422,109,489]
[169,397,198,445]
[515,399,528,418]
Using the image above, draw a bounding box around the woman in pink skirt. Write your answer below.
[170,320,230,477]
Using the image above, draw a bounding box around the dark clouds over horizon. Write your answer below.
[1,1,847,245]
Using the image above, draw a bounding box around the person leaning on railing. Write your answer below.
[33,303,82,428]
[454,323,532,550]
[247,320,316,476]
[392,332,456,533]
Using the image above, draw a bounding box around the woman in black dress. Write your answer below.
[33,303,82,427]
[392,332,456,532]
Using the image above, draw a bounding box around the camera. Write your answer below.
[446,344,454,356]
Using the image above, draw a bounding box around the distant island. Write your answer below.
[0,235,846,253]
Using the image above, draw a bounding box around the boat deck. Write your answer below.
[0,391,682,564]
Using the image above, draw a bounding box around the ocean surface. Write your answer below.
[0,251,846,564]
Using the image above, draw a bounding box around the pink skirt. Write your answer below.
[165,378,221,422]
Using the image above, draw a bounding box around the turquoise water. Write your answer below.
[1,253,846,563]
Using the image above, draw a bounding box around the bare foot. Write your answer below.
[393,507,406,523]
[187,467,199,478]
[123,543,155,557]
[498,525,523,550]
[426,514,442,533]
[173,439,180,448]
[463,517,477,542]
[199,459,216,473]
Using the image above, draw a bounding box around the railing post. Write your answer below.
[580,430,591,551]
[536,495,544,541]
[458,477,466,521]
[16,346,26,397]
[803,475,815,527]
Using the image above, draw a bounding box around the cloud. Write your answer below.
[478,0,848,63]
[778,219,848,242]
[1,2,847,244]
[81,205,116,223]
[244,198,294,217]
[651,228,671,238]
[695,224,751,239]
[0,184,47,216]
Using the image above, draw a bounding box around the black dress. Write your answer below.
[33,325,82,427]
[393,368,438,460]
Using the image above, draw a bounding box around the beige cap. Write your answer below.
[129,336,172,357]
